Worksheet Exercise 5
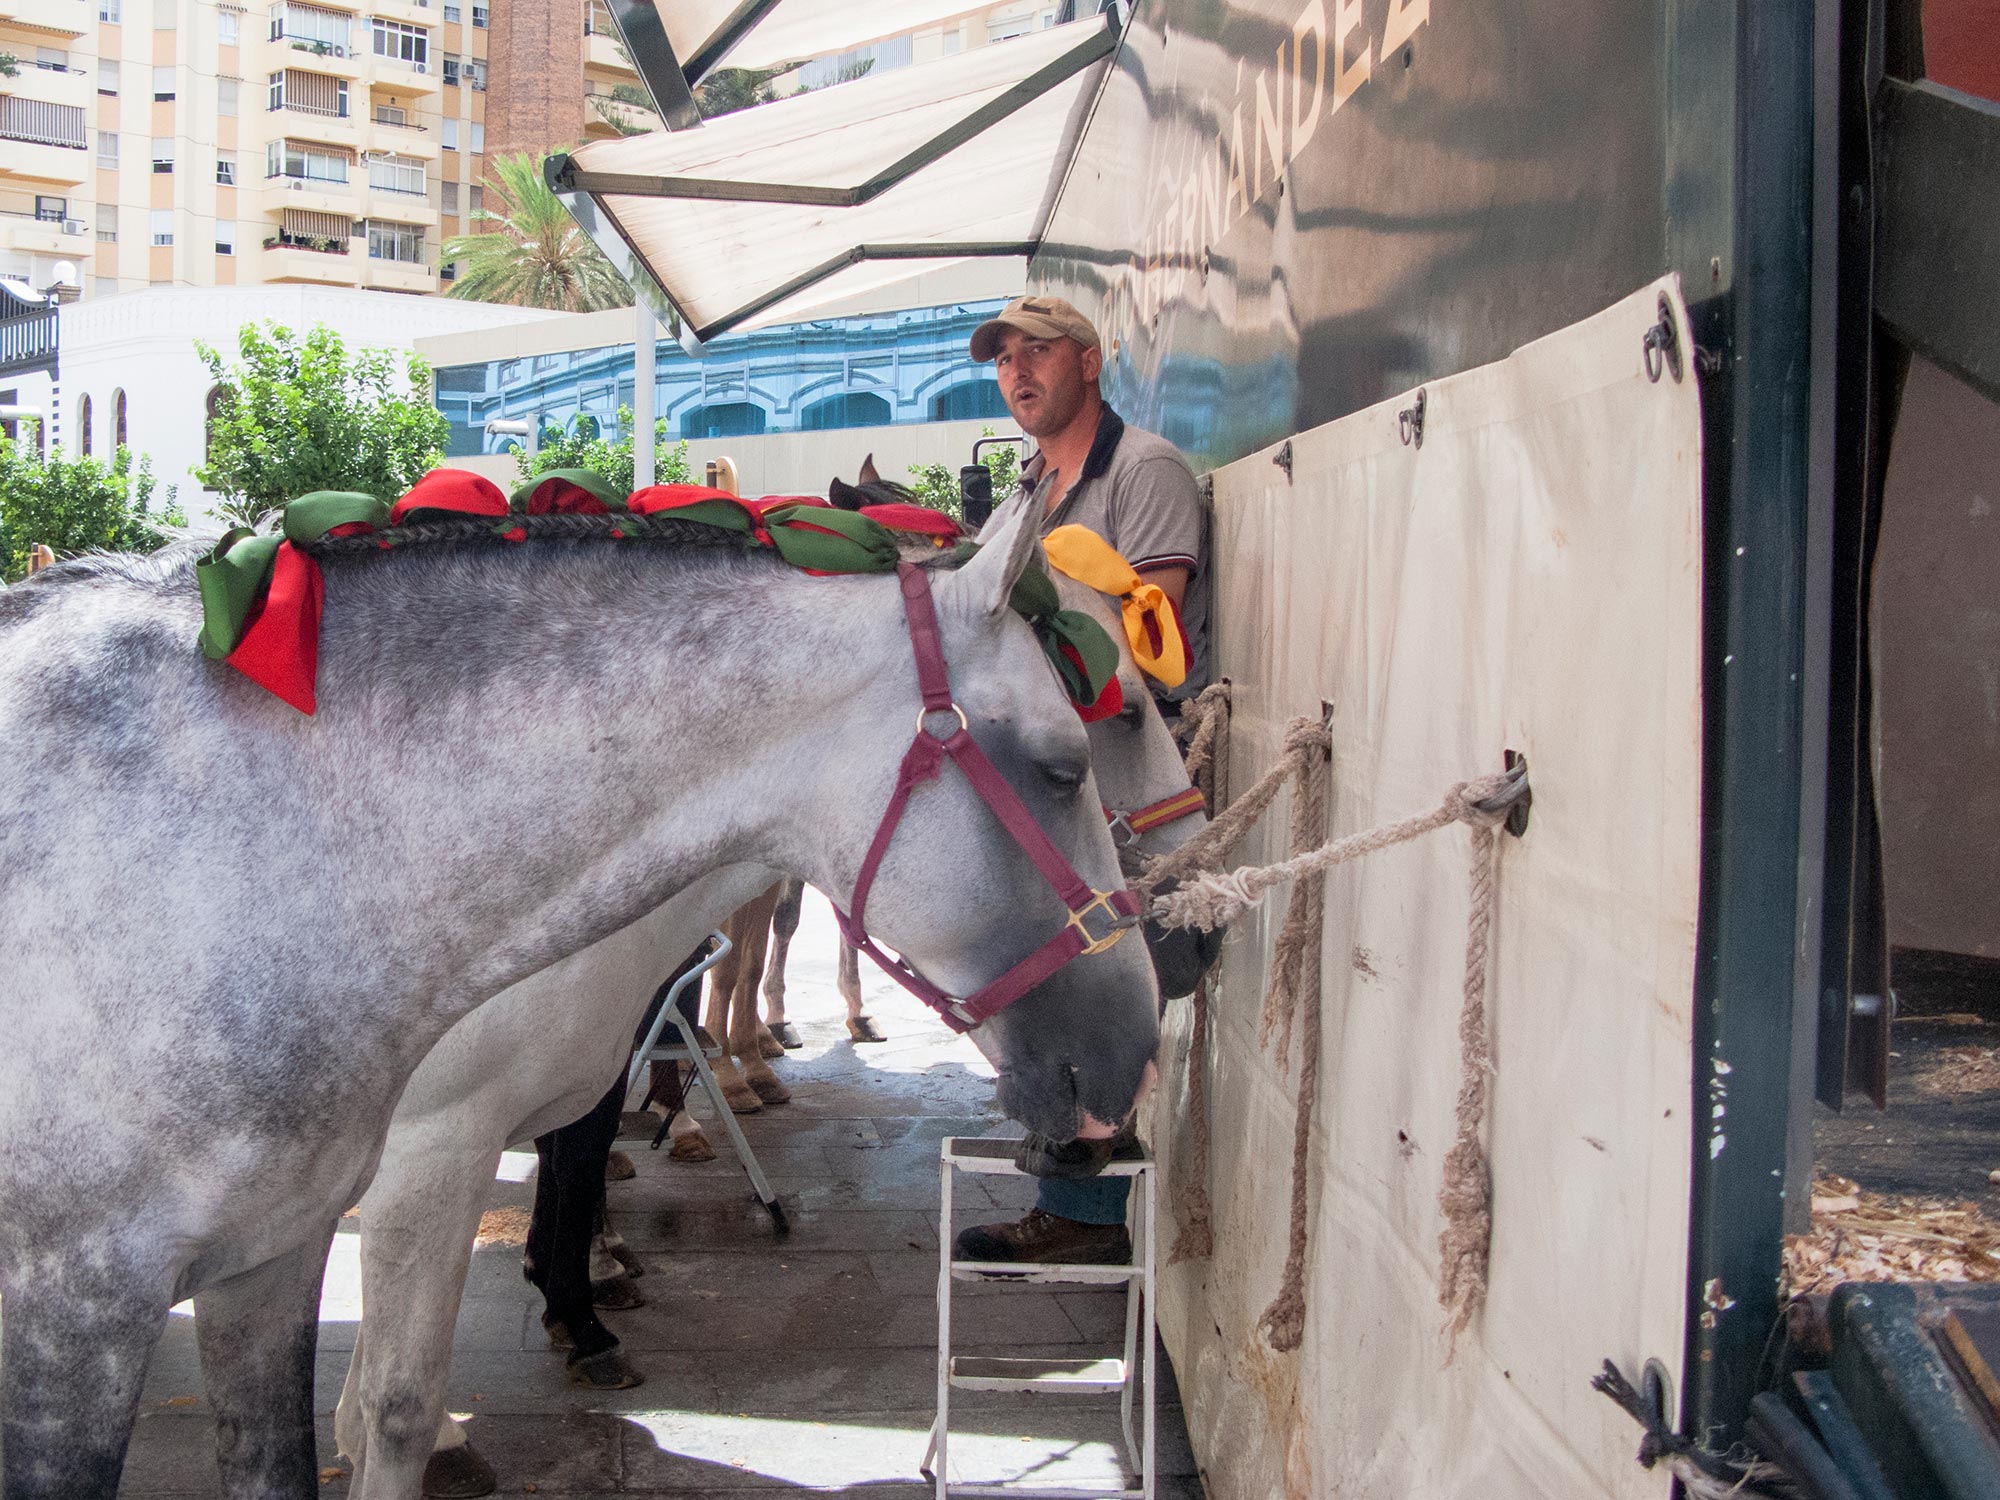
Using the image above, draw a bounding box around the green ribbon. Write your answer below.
[196,528,283,660]
[764,504,902,575]
[1007,560,1120,707]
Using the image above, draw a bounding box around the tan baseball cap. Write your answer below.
[970,295,1101,362]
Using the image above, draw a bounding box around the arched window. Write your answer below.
[204,386,224,462]
[679,402,767,440]
[797,391,891,431]
[112,388,128,450]
[77,393,92,456]
[929,379,1008,422]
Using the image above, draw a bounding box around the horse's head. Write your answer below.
[1051,571,1225,1000]
[827,452,915,512]
[787,491,1160,1142]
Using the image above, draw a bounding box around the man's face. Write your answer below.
[993,328,1102,439]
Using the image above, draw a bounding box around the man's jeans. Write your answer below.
[1038,1172,1131,1226]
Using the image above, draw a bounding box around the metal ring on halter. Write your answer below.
[1066,890,1137,956]
[917,703,971,738]
[1104,809,1138,848]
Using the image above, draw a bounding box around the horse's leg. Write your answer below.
[338,1152,499,1500]
[0,1271,169,1498]
[525,1078,643,1389]
[761,875,805,1048]
[840,936,886,1042]
[193,1226,337,1499]
[704,923,762,1114]
[733,885,792,1102]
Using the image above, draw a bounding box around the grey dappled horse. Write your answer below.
[0,492,1160,1499]
[332,566,1205,1499]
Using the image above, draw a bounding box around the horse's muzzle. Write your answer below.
[1141,878,1226,999]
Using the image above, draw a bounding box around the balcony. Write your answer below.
[363,181,435,219]
[585,89,659,139]
[265,102,362,149]
[366,0,434,26]
[0,207,89,253]
[3,0,90,36]
[257,35,367,79]
[0,99,89,185]
[254,173,354,218]
[6,60,92,109]
[363,255,431,292]
[259,236,361,285]
[583,28,628,74]
[364,55,440,94]
[366,112,440,158]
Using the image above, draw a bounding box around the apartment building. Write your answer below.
[0,0,652,300]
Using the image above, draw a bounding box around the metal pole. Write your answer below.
[633,301,657,488]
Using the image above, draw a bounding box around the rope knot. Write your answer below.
[1281,718,1332,761]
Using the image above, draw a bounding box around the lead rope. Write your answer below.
[1143,704,1526,1355]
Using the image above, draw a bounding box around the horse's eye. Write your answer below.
[1117,699,1146,728]
[1039,760,1087,796]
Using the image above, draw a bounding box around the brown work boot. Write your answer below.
[954,1209,1131,1266]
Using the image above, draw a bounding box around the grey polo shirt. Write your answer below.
[1006,406,1211,705]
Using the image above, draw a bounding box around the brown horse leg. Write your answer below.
[841,938,886,1042]
[730,885,792,1102]
[761,876,806,1047]
[704,923,762,1114]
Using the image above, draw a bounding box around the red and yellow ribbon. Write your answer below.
[1041,525,1189,689]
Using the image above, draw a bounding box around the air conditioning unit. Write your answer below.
[60,218,87,234]
[412,61,428,73]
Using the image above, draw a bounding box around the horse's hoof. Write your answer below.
[605,1150,637,1182]
[542,1312,575,1350]
[669,1131,717,1162]
[755,1027,786,1060]
[568,1346,645,1390]
[422,1442,499,1499]
[772,1021,804,1049]
[848,1015,887,1043]
[591,1274,646,1310]
[748,1072,792,1105]
[722,1084,763,1114]
[607,1241,646,1278]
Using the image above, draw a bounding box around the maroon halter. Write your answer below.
[832,563,1142,1034]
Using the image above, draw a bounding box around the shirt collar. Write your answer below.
[1023,404,1126,488]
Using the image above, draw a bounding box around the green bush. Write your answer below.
[515,406,692,495]
[0,428,184,583]
[906,428,1022,523]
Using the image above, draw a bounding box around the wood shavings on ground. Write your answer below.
[1784,1175,2000,1298]
[1912,1045,2000,1096]
[474,1205,532,1249]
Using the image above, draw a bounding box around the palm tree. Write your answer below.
[443,152,631,312]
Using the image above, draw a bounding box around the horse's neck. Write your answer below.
[298,546,891,1019]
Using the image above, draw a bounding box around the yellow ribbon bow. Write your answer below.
[1042,524,1189,689]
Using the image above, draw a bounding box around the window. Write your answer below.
[270,3,350,51]
[583,0,610,34]
[441,53,458,85]
[97,59,119,93]
[266,139,349,182]
[467,183,481,213]
[215,150,235,184]
[439,259,455,281]
[368,153,425,196]
[680,403,766,440]
[364,218,424,264]
[155,0,175,27]
[471,4,486,25]
[113,389,127,448]
[37,46,71,70]
[929,379,1008,422]
[78,393,92,456]
[440,116,457,148]
[97,130,118,167]
[217,77,237,115]
[152,64,175,99]
[96,0,119,19]
[151,137,174,172]
[217,8,237,43]
[269,70,347,115]
[462,58,483,89]
[96,203,117,241]
[34,195,66,222]
[439,180,456,212]
[215,219,235,254]
[443,1,458,16]
[370,19,429,70]
[469,120,482,152]
[799,392,892,431]
[150,208,173,245]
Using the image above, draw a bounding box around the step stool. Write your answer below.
[921,1136,1156,1500]
[623,929,789,1233]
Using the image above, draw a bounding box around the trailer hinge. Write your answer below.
[1398,388,1426,448]
[1272,439,1293,481]
[1643,293,1684,383]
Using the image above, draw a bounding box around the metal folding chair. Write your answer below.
[623,930,789,1233]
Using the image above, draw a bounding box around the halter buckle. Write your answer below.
[918,703,970,739]
[1104,809,1138,848]
[1067,890,1136,956]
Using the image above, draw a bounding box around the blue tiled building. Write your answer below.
[434,297,1013,457]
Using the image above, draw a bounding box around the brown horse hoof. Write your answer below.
[669,1131,717,1162]
[422,1442,498,1499]
[748,1072,792,1105]
[771,1021,804,1049]
[755,1026,786,1060]
[604,1150,637,1182]
[847,1015,887,1043]
[591,1274,645,1310]
[722,1084,763,1114]
[568,1346,645,1390]
[606,1240,645,1278]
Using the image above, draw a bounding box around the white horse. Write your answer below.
[331,568,1207,1498]
[0,493,1160,1499]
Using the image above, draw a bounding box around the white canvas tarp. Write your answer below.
[1153,277,1704,1499]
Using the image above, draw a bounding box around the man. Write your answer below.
[955,294,1210,1266]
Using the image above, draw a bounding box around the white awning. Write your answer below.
[552,14,1117,343]
[664,0,1001,77]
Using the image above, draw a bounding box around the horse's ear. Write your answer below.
[828,477,865,510]
[947,480,1044,621]
[857,452,881,486]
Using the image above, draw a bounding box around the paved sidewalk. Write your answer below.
[119,893,1203,1497]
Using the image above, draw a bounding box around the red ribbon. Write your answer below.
[390,469,509,524]
[225,541,324,714]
